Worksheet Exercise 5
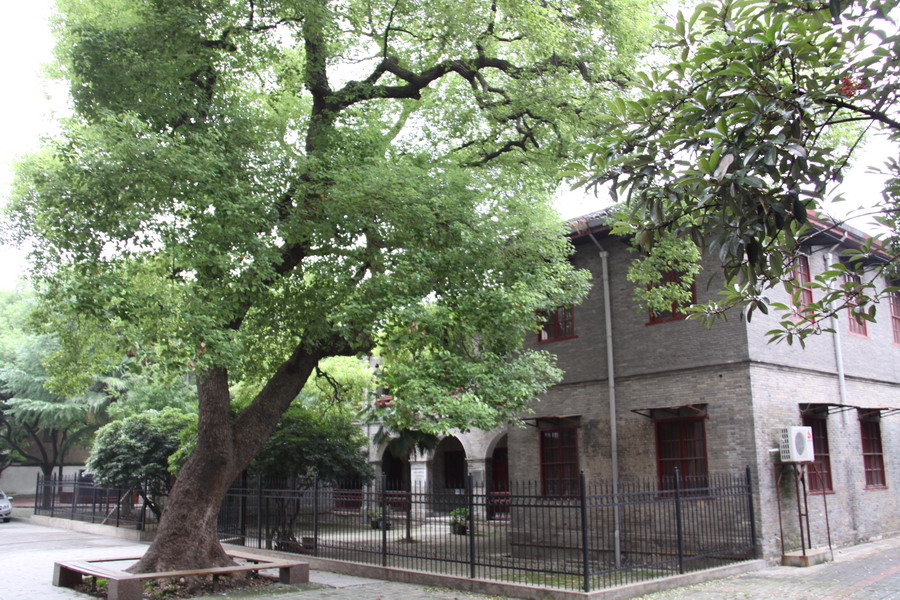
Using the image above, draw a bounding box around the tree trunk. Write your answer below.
[131,349,321,573]
[131,367,237,572]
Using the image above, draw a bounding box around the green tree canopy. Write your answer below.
[8,0,652,571]
[0,332,111,477]
[583,0,899,343]
[250,404,373,484]
[87,408,196,518]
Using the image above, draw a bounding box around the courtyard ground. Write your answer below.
[2,509,898,600]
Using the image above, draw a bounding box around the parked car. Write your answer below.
[0,491,12,522]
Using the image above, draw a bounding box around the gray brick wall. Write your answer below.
[402,229,900,561]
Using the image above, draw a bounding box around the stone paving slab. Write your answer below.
[194,581,511,600]
[2,519,148,599]
[634,536,900,600]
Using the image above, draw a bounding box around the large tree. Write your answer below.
[583,0,899,343]
[9,0,652,571]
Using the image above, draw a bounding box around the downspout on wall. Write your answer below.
[824,237,848,407]
[587,232,622,567]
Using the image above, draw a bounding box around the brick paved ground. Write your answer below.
[633,535,900,600]
[3,515,899,599]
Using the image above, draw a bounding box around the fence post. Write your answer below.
[673,467,685,575]
[579,471,591,593]
[91,482,98,523]
[139,482,148,531]
[239,471,248,545]
[745,466,758,558]
[33,474,41,514]
[381,474,388,567]
[313,476,320,557]
[264,477,272,550]
[256,473,263,549]
[50,475,56,517]
[115,487,121,528]
[467,473,476,580]
[71,476,79,520]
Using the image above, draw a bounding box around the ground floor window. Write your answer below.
[802,409,833,493]
[655,414,709,491]
[860,412,887,489]
[540,427,579,497]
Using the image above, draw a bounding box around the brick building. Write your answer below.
[367,212,900,560]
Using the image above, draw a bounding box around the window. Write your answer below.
[791,255,814,319]
[859,412,886,489]
[891,289,900,344]
[791,255,814,320]
[843,272,867,336]
[655,412,709,491]
[802,410,833,493]
[540,427,579,496]
[537,306,575,343]
[647,270,696,324]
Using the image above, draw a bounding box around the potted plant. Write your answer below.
[449,508,469,535]
[368,506,392,530]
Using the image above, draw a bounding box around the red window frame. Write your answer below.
[890,290,900,345]
[802,412,833,493]
[843,273,868,337]
[537,306,575,343]
[655,417,709,491]
[647,270,696,325]
[540,427,579,497]
[791,255,814,321]
[859,414,887,489]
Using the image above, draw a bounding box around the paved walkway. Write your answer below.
[634,536,900,600]
[2,515,899,599]
[0,519,509,600]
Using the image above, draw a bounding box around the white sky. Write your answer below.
[0,1,894,291]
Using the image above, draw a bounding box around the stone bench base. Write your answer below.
[53,549,309,600]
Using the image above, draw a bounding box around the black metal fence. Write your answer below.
[219,468,758,592]
[33,474,156,531]
[34,468,757,592]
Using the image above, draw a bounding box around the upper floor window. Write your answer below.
[843,272,868,337]
[540,427,579,497]
[890,289,900,345]
[647,270,696,325]
[859,411,887,489]
[791,255,814,321]
[802,408,833,493]
[537,306,575,343]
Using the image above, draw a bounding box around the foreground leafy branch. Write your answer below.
[583,0,900,343]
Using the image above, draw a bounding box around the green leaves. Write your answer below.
[583,0,900,340]
[87,408,196,517]
[11,0,635,442]
[250,404,373,484]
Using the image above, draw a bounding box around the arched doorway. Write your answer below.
[432,436,467,512]
[488,434,510,520]
[381,447,410,491]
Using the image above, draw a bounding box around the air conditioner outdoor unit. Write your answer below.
[779,426,815,463]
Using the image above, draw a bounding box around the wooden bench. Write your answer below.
[53,549,309,600]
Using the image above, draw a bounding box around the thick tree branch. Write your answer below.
[331,51,600,111]
[821,96,900,132]
[230,347,320,466]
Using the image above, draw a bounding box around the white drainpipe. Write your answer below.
[824,246,848,406]
[588,232,622,567]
